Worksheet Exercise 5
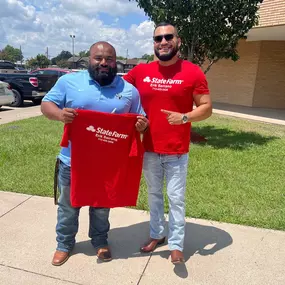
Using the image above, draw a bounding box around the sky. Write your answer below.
[0,0,155,60]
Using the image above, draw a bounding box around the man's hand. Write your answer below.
[135,115,149,132]
[60,108,78,124]
[161,109,184,125]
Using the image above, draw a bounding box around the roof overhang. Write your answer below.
[247,24,285,41]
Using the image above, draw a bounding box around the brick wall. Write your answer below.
[206,40,261,107]
[206,40,285,109]
[253,41,285,108]
[258,0,285,27]
[206,0,285,108]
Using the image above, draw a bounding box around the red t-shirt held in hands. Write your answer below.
[60,109,144,208]
[124,59,210,154]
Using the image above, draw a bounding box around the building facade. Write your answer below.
[207,0,285,109]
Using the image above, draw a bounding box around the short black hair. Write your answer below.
[154,22,178,36]
[155,22,173,28]
[89,41,116,55]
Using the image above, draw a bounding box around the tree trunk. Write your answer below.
[204,58,219,74]
[187,35,196,62]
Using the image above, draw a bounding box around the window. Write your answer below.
[42,70,59,75]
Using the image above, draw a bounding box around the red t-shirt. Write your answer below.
[60,109,144,208]
[124,60,209,154]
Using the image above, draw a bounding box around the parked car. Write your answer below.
[0,60,28,74]
[29,68,79,94]
[29,68,73,77]
[0,73,45,107]
[0,60,15,70]
[0,81,14,108]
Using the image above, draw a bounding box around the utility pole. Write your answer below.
[70,34,75,68]
[126,49,129,60]
[20,45,22,65]
[46,47,49,66]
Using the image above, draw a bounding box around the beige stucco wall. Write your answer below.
[206,39,285,109]
[206,40,261,107]
[253,41,285,108]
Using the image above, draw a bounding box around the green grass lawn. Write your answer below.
[0,114,284,230]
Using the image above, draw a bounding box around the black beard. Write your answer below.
[155,44,179,62]
[88,64,117,86]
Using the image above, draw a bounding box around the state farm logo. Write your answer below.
[143,76,183,85]
[143,76,151,83]
[86,125,96,132]
[86,125,128,140]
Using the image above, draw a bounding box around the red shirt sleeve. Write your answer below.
[60,124,70,147]
[123,65,139,87]
[193,68,210,95]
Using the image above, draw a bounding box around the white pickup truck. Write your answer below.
[0,81,14,108]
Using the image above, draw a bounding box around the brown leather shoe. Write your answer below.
[51,250,70,266]
[97,247,112,262]
[170,250,185,264]
[140,237,166,253]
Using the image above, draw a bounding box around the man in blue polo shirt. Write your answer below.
[41,41,148,266]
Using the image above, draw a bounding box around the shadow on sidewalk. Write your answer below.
[150,222,233,278]
[73,221,232,278]
[0,101,34,112]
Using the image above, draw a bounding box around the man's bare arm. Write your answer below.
[161,94,212,125]
[41,101,77,124]
[186,94,212,122]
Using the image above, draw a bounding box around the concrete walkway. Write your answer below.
[0,105,42,125]
[0,191,285,285]
[1,103,284,126]
[212,102,285,126]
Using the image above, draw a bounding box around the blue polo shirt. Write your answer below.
[42,70,144,166]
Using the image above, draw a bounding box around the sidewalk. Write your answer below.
[0,191,284,285]
[0,105,42,125]
[1,103,284,126]
[212,103,285,126]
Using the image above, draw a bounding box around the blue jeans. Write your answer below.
[143,152,189,251]
[56,161,110,252]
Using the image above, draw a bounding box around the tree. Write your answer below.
[148,54,154,62]
[56,59,70,68]
[51,58,56,65]
[26,57,38,69]
[0,50,8,60]
[79,50,90,57]
[142,54,154,62]
[117,56,126,60]
[132,0,263,73]
[36,54,50,68]
[0,45,23,62]
[51,50,72,65]
[26,54,50,68]
[142,54,149,60]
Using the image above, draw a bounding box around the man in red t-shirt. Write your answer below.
[124,22,212,264]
